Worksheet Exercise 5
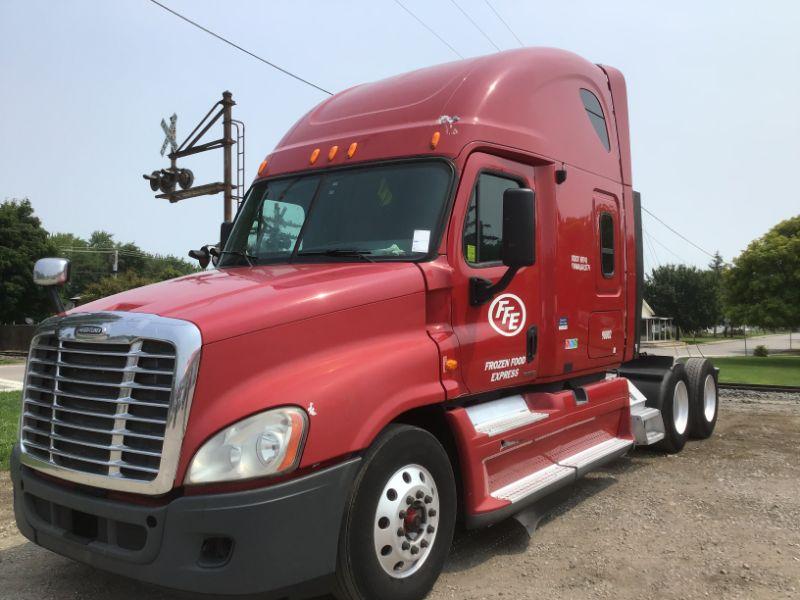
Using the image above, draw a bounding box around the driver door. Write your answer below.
[448,153,540,394]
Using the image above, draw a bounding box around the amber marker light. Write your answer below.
[309,148,321,164]
[347,142,358,158]
[430,131,441,149]
[328,145,338,161]
[445,358,458,372]
[257,158,269,176]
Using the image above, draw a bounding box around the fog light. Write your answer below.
[199,536,234,568]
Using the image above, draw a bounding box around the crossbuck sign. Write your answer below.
[160,113,177,156]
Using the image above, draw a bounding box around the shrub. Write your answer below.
[753,345,769,357]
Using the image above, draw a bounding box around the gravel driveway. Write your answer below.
[1,390,798,599]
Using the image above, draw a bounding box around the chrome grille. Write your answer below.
[21,334,177,482]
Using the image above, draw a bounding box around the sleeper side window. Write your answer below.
[463,173,521,266]
[580,88,611,152]
[599,212,615,277]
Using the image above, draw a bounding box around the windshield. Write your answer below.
[219,161,452,266]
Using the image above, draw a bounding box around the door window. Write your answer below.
[599,212,615,277]
[463,173,521,266]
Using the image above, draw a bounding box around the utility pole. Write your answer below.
[222,91,234,223]
[112,249,118,278]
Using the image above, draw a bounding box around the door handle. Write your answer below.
[526,325,538,363]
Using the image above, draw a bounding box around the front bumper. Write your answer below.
[11,445,361,597]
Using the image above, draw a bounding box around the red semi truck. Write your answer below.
[12,48,718,600]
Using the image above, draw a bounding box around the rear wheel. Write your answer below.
[655,363,691,453]
[685,357,718,439]
[334,425,456,600]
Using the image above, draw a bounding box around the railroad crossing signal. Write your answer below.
[160,113,177,156]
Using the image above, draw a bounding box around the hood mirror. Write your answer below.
[33,257,70,314]
[33,257,71,287]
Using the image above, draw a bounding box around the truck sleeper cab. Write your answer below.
[12,48,719,600]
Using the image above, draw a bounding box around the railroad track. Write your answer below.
[719,382,800,393]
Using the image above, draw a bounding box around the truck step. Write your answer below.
[630,405,665,446]
[626,378,665,445]
[491,436,632,503]
[557,436,632,477]
[465,394,549,437]
[492,463,574,503]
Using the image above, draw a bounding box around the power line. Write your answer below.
[393,0,464,58]
[644,228,689,264]
[641,206,715,258]
[449,0,501,51]
[484,0,523,47]
[643,230,661,269]
[147,0,333,96]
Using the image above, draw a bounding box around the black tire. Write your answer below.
[654,363,691,453]
[685,357,719,439]
[334,424,456,600]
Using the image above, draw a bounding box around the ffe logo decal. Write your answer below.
[488,293,526,337]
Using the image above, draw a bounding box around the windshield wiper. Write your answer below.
[297,248,376,262]
[213,248,256,266]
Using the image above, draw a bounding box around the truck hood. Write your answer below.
[75,262,426,344]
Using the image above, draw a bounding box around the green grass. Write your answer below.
[710,355,800,386]
[0,391,22,470]
[0,357,24,366]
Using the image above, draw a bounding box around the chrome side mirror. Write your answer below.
[33,257,71,314]
[33,257,71,287]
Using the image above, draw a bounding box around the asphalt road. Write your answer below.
[646,332,798,358]
[0,363,25,392]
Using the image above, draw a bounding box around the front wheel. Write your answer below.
[334,425,456,600]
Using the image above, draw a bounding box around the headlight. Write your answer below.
[185,407,308,485]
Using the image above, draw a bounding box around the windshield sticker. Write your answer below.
[412,229,431,253]
[488,293,526,337]
[466,244,476,263]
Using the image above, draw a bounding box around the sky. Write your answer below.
[1,0,799,273]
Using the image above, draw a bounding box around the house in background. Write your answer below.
[641,299,674,342]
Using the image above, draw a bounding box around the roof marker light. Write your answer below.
[328,145,338,161]
[310,148,320,164]
[347,142,358,159]
[430,131,441,149]
[257,158,269,176]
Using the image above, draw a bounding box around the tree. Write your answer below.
[49,230,199,304]
[0,198,58,323]
[644,264,719,338]
[80,272,155,305]
[707,251,726,336]
[723,215,800,332]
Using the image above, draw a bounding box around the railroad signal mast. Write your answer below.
[143,91,245,224]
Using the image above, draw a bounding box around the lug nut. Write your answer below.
[427,525,435,533]
[424,495,433,504]
[420,539,429,548]
[402,541,410,550]
[416,490,424,499]
[428,509,437,517]
[397,528,405,537]
[406,496,413,505]
[399,510,406,519]
[410,545,420,555]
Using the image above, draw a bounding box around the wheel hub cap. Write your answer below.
[703,374,717,422]
[374,464,439,578]
[673,380,689,435]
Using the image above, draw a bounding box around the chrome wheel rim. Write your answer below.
[373,464,439,578]
[673,380,689,435]
[703,374,717,422]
